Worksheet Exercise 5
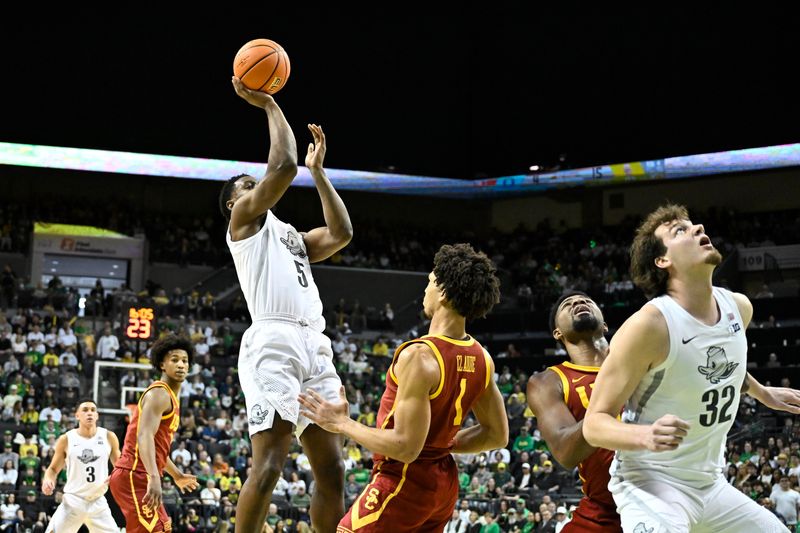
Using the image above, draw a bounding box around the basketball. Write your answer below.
[233,38,291,95]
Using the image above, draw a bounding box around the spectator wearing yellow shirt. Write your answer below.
[18,436,37,458]
[371,337,389,357]
[217,466,242,493]
[20,402,39,427]
[356,404,376,427]
[345,440,362,464]
[42,351,59,367]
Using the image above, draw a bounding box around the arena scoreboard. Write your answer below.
[126,306,155,340]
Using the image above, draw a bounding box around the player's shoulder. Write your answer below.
[527,367,564,398]
[396,342,440,377]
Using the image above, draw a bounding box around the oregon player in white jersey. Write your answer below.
[584,203,800,533]
[217,77,352,533]
[42,400,121,533]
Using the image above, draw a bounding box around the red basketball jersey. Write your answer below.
[548,361,615,510]
[374,334,492,462]
[115,381,180,475]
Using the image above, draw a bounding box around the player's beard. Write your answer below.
[705,249,723,265]
[572,313,599,333]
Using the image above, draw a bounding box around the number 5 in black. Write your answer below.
[294,261,308,288]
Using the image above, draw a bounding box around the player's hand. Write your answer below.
[757,386,800,414]
[641,414,690,452]
[298,386,349,434]
[175,473,200,494]
[42,476,55,496]
[304,124,326,171]
[143,476,163,511]
[232,76,275,109]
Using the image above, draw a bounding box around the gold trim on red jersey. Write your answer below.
[548,366,570,404]
[562,361,601,373]
[428,334,475,347]
[349,461,410,530]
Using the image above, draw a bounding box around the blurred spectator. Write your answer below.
[96,326,120,360]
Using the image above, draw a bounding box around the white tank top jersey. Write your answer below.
[612,287,747,487]
[226,210,325,331]
[63,427,111,500]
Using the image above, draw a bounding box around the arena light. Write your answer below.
[1,141,799,199]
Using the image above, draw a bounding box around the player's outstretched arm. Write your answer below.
[301,124,353,263]
[41,434,68,495]
[229,77,298,228]
[450,356,508,454]
[299,343,438,463]
[584,306,690,452]
[526,371,594,469]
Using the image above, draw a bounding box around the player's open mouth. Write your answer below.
[699,236,711,246]
[573,305,591,316]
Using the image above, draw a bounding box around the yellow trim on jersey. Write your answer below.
[390,339,445,399]
[562,361,600,373]
[482,349,493,389]
[139,381,179,420]
[129,404,158,532]
[350,462,410,530]
[419,340,445,399]
[380,405,397,429]
[428,334,475,347]
[548,366,570,405]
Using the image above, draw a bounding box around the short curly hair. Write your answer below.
[150,333,195,373]
[218,174,248,222]
[630,203,689,298]
[432,243,501,321]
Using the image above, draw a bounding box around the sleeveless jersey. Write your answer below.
[374,334,492,462]
[226,210,324,331]
[548,362,616,510]
[612,286,747,487]
[63,427,111,500]
[115,381,180,475]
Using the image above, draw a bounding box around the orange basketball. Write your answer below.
[233,39,291,95]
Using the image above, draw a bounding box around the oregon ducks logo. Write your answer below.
[698,346,739,384]
[280,230,307,258]
[77,448,100,464]
[249,404,270,425]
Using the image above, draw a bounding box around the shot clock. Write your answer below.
[126,306,155,340]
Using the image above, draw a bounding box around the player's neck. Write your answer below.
[566,336,608,367]
[667,274,718,325]
[159,375,182,396]
[77,425,98,439]
[427,309,467,340]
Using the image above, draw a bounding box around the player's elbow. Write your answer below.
[394,436,425,464]
[272,160,298,179]
[582,414,602,447]
[488,420,510,450]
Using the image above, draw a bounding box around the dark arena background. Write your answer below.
[1,6,798,533]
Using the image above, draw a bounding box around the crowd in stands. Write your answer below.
[3,201,800,311]
[0,289,798,532]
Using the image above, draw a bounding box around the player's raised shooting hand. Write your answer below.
[304,124,326,171]
[232,76,275,109]
[298,386,350,433]
[641,414,690,452]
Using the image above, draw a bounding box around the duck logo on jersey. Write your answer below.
[697,345,739,384]
[77,448,100,464]
[249,404,270,425]
[280,230,307,258]
[633,524,653,533]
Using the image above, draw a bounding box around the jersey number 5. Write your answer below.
[294,261,308,288]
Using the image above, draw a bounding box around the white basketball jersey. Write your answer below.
[63,427,111,500]
[226,210,325,331]
[612,287,747,487]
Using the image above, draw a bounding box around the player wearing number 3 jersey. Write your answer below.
[219,78,353,533]
[42,400,121,533]
[299,244,508,533]
[584,204,800,533]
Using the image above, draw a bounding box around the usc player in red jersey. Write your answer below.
[109,334,200,533]
[299,243,509,533]
[526,291,622,532]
